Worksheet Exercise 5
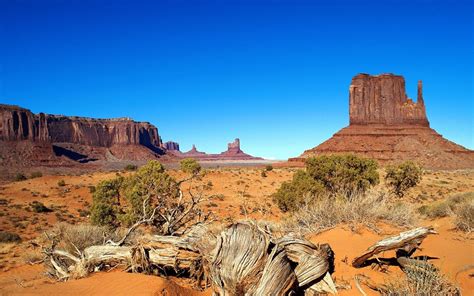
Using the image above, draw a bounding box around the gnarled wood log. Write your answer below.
[352,226,437,268]
[209,222,336,295]
[45,222,336,295]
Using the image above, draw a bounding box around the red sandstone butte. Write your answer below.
[177,138,263,161]
[0,104,165,166]
[290,73,474,170]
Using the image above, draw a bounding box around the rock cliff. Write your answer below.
[290,74,474,169]
[0,104,164,164]
[349,74,429,126]
[164,141,180,152]
[0,105,49,142]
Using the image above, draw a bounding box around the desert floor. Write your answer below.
[0,167,473,295]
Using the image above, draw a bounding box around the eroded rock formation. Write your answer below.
[349,74,428,126]
[290,74,474,169]
[178,139,262,161]
[164,141,180,152]
[0,104,49,142]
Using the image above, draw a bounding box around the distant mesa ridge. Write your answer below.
[0,104,162,148]
[0,104,262,165]
[290,73,474,170]
[0,104,166,164]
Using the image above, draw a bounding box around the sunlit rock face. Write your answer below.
[290,74,474,170]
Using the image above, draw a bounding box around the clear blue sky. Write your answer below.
[1,0,472,159]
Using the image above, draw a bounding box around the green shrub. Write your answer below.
[90,202,117,227]
[305,154,379,196]
[124,164,138,171]
[0,231,21,243]
[90,177,123,227]
[273,170,325,212]
[14,173,27,182]
[90,160,198,235]
[30,171,43,179]
[180,158,201,175]
[385,161,423,197]
[30,201,52,213]
[120,161,180,229]
[57,179,66,187]
[265,164,273,171]
[88,185,96,193]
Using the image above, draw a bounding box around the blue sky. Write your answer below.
[1,0,472,159]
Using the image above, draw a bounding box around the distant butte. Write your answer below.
[290,73,474,170]
[171,138,263,161]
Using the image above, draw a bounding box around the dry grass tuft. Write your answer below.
[46,223,140,255]
[418,192,474,233]
[454,200,474,233]
[22,249,44,264]
[283,190,416,235]
[383,260,460,295]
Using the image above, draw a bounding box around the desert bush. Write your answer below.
[418,202,451,219]
[30,171,43,179]
[57,179,66,187]
[119,161,180,228]
[418,192,474,224]
[180,158,201,175]
[272,170,325,212]
[385,161,423,197]
[265,164,273,171]
[0,231,21,243]
[124,164,138,171]
[88,185,96,193]
[90,177,123,227]
[261,170,267,178]
[454,200,474,233]
[30,201,52,213]
[283,190,415,235]
[14,173,27,182]
[383,260,459,295]
[91,160,206,235]
[305,154,379,197]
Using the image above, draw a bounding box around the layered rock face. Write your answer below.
[290,74,474,169]
[164,141,180,151]
[349,74,429,126]
[0,104,164,164]
[46,115,161,148]
[0,105,49,142]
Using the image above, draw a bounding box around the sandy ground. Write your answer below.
[0,167,473,295]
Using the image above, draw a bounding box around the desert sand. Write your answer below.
[0,167,473,295]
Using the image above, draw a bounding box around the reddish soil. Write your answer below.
[0,168,473,295]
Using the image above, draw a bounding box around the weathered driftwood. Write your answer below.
[45,222,337,295]
[352,226,437,268]
[46,225,209,280]
[209,222,337,295]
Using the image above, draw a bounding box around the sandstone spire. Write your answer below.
[348,74,429,126]
[417,80,424,106]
